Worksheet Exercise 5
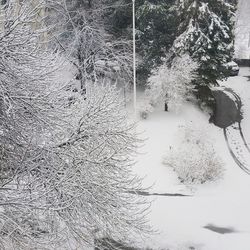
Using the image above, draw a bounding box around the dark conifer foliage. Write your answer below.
[173,0,238,104]
[107,0,178,83]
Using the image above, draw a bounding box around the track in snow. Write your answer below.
[222,89,250,174]
[224,126,250,175]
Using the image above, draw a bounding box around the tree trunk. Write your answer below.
[165,102,168,112]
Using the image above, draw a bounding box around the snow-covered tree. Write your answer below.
[173,0,237,103]
[140,54,198,118]
[0,2,149,249]
[48,0,133,93]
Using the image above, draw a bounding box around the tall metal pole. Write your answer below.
[132,0,136,117]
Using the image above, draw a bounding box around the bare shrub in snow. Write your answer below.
[140,54,198,118]
[163,125,224,184]
[0,2,149,249]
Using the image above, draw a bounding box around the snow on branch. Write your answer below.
[0,1,149,249]
[163,123,224,185]
[140,54,198,118]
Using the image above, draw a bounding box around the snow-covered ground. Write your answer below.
[133,67,250,250]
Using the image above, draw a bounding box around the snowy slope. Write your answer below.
[132,68,250,250]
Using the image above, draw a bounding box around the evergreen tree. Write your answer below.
[173,0,238,104]
[109,0,178,83]
[136,0,178,80]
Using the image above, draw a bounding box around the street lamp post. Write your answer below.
[132,0,136,117]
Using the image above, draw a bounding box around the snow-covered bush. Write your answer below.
[140,54,198,118]
[163,125,224,184]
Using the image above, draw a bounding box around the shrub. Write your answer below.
[163,125,224,184]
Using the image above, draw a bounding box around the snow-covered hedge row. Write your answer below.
[163,125,224,184]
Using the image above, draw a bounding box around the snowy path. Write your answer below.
[132,67,250,250]
[212,86,250,175]
[220,69,250,175]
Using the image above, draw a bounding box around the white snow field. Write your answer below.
[133,67,250,250]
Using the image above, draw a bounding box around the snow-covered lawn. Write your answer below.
[133,67,250,250]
